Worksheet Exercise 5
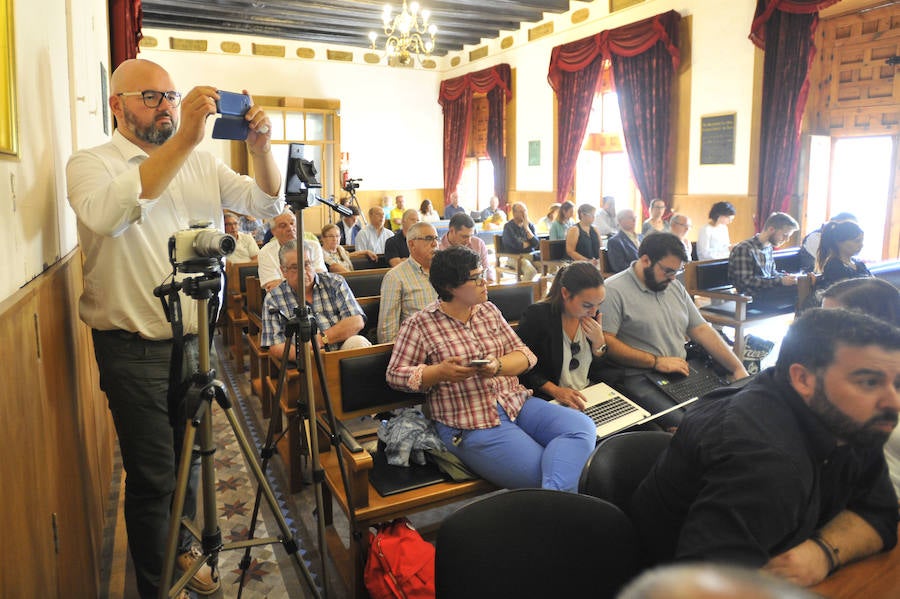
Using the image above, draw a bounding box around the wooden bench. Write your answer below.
[244,276,271,417]
[487,280,541,328]
[539,238,568,275]
[349,253,387,271]
[683,248,804,357]
[314,343,497,598]
[222,261,258,367]
[340,267,391,299]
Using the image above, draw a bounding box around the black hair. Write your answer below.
[449,212,475,230]
[821,278,900,327]
[816,220,864,270]
[429,246,481,302]
[638,232,688,264]
[708,201,736,221]
[542,262,604,311]
[775,308,900,382]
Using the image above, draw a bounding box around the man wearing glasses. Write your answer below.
[66,59,282,599]
[261,241,370,356]
[378,222,440,343]
[599,233,747,427]
[668,213,694,262]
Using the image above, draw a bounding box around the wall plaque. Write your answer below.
[700,112,736,165]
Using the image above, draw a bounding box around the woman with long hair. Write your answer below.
[537,203,560,235]
[696,201,736,260]
[517,262,607,408]
[816,220,869,289]
[386,246,595,491]
[419,198,440,223]
[549,201,575,240]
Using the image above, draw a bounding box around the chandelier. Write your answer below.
[368,1,438,67]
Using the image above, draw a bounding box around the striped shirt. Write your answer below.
[377,257,438,343]
[261,273,364,351]
[386,300,538,430]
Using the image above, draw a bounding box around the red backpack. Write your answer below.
[364,518,436,599]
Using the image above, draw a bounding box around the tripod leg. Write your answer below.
[159,402,207,599]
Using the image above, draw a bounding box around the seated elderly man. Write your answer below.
[224,211,259,263]
[355,205,394,254]
[439,212,496,284]
[605,208,641,273]
[631,308,900,588]
[384,208,420,267]
[378,222,439,343]
[261,240,371,357]
[258,210,325,290]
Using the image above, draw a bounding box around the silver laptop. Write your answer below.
[552,382,650,438]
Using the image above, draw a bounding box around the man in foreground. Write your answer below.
[631,308,900,587]
[67,59,283,598]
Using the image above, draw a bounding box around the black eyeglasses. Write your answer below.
[466,272,486,286]
[569,342,581,370]
[412,235,439,243]
[656,263,685,278]
[117,90,183,108]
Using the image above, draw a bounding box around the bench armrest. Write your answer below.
[690,289,752,303]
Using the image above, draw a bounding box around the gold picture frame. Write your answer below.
[1,0,19,157]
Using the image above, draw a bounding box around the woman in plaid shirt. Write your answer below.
[387,246,596,491]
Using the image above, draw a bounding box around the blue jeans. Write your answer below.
[434,398,596,492]
[92,330,201,599]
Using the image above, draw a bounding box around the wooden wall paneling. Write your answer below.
[0,289,58,598]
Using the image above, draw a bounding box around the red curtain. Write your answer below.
[438,64,512,206]
[109,0,143,70]
[750,0,836,229]
[548,11,681,206]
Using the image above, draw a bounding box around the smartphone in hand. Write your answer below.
[468,359,491,367]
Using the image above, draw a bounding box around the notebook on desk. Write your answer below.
[553,382,650,438]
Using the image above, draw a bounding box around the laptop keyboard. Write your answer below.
[657,371,724,402]
[585,396,640,426]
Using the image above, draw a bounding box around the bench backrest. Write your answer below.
[350,253,388,270]
[488,281,540,325]
[540,238,567,262]
[321,342,425,420]
[356,295,380,343]
[340,267,391,298]
[871,259,900,288]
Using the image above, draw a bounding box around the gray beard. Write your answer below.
[123,106,176,145]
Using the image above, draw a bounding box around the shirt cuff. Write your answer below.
[408,363,427,391]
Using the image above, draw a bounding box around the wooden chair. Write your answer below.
[314,343,497,598]
[539,238,569,275]
[244,276,271,417]
[340,267,391,299]
[222,261,258,367]
[487,280,541,328]
[493,234,525,280]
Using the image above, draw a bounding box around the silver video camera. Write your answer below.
[169,222,235,272]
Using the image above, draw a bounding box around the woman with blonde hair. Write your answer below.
[320,223,377,273]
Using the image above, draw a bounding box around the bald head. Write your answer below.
[110,59,173,95]
[109,59,179,148]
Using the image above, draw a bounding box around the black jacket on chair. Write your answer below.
[517,301,605,399]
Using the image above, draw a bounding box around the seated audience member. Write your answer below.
[537,203,560,235]
[821,277,900,502]
[642,198,670,235]
[439,212,496,284]
[595,195,618,236]
[728,212,800,310]
[482,212,505,231]
[501,202,541,280]
[259,211,298,290]
[549,201,575,241]
[377,222,440,343]
[696,201,736,260]
[565,204,601,263]
[600,233,747,427]
[388,195,406,231]
[384,209,421,267]
[419,198,439,223]
[816,220,870,291]
[605,209,641,273]
[480,195,502,222]
[320,223,377,274]
[798,212,857,272]
[355,206,394,254]
[631,308,900,587]
[668,213,693,262]
[517,263,607,406]
[444,191,466,219]
[224,212,259,263]
[336,204,362,246]
[239,213,268,245]
[261,240,371,357]
[617,563,818,599]
[386,246,596,491]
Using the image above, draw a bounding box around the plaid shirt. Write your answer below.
[387,300,537,430]
[261,273,364,350]
[728,235,785,294]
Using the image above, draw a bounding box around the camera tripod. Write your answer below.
[154,268,320,599]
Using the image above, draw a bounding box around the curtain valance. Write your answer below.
[439,64,512,105]
[750,0,841,47]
